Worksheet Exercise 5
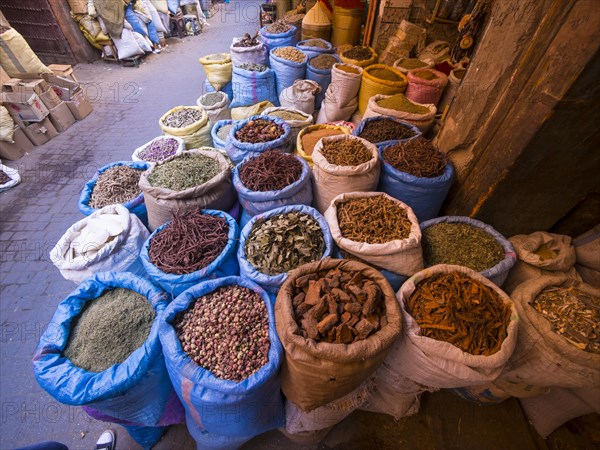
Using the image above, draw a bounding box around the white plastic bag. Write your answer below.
[279,80,320,116]
[196,92,232,125]
[317,63,363,123]
[111,28,144,59]
[0,163,20,192]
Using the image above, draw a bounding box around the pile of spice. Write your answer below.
[357,118,418,143]
[235,119,284,143]
[149,210,229,274]
[310,54,338,70]
[238,62,268,72]
[0,170,11,185]
[199,92,225,107]
[245,212,325,275]
[292,268,387,343]
[337,196,411,244]
[89,165,143,209]
[342,46,373,61]
[422,222,505,272]
[162,108,203,128]
[63,288,155,372]
[369,67,400,81]
[272,46,306,63]
[532,285,599,354]
[138,138,180,162]
[175,285,270,381]
[397,58,429,69]
[413,70,439,80]
[376,94,431,114]
[320,139,372,166]
[266,109,307,121]
[302,39,329,48]
[233,32,260,47]
[407,271,511,355]
[301,128,346,156]
[382,137,448,178]
[216,123,233,141]
[239,150,303,191]
[148,153,220,191]
[265,20,292,34]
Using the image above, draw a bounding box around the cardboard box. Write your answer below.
[0,126,34,160]
[2,78,49,97]
[42,74,81,101]
[48,64,77,82]
[39,88,62,109]
[48,101,76,132]
[2,92,49,122]
[66,90,93,120]
[20,117,57,146]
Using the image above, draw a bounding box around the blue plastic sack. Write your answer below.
[296,38,333,60]
[269,49,307,98]
[332,248,407,292]
[233,154,313,217]
[211,120,234,151]
[167,0,180,14]
[353,116,422,148]
[159,276,285,440]
[260,25,298,52]
[231,66,279,108]
[377,143,454,222]
[32,273,175,449]
[238,205,333,294]
[140,210,240,298]
[79,161,150,226]
[188,427,254,450]
[420,216,517,287]
[306,54,341,109]
[225,115,292,165]
[205,79,234,101]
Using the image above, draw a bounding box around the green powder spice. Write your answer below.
[148,153,220,191]
[414,70,439,80]
[422,223,505,272]
[377,94,431,114]
[369,68,400,81]
[63,288,155,373]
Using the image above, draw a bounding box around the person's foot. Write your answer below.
[95,430,115,450]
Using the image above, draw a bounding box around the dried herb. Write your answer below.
[238,62,268,72]
[64,288,155,372]
[265,20,292,34]
[422,223,505,272]
[0,170,11,184]
[245,212,325,275]
[235,119,285,143]
[138,138,180,162]
[149,210,229,274]
[239,150,303,191]
[301,128,346,156]
[342,46,373,61]
[337,196,411,244]
[89,165,143,209]
[376,94,431,114]
[233,32,260,48]
[310,54,338,70]
[216,123,233,141]
[397,58,428,69]
[382,137,448,178]
[292,268,387,343]
[407,272,511,356]
[162,108,203,128]
[532,284,600,354]
[148,153,220,191]
[357,118,418,144]
[320,139,372,166]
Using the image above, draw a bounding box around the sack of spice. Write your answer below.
[378,137,454,222]
[405,68,449,106]
[225,115,292,165]
[363,93,437,133]
[159,276,285,441]
[392,57,434,74]
[79,161,150,226]
[279,79,321,116]
[306,53,342,109]
[196,91,232,126]
[297,38,333,59]
[231,100,276,121]
[141,209,240,297]
[316,63,363,124]
[311,134,380,213]
[231,64,279,108]
[261,106,313,144]
[339,46,377,67]
[420,216,517,287]
[503,232,581,294]
[353,116,421,148]
[238,205,333,296]
[199,53,233,91]
[358,64,408,115]
[573,225,600,288]
[260,21,298,52]
[51,205,149,284]
[0,163,20,193]
[325,192,424,276]
[295,123,353,167]
[204,78,234,102]
[210,120,234,151]
[275,257,402,411]
[159,106,213,149]
[0,106,15,142]
[33,273,183,449]
[139,149,236,231]
[230,33,269,67]
[269,46,308,98]
[132,136,185,163]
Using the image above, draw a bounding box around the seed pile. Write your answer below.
[358,118,418,143]
[216,123,233,141]
[240,150,303,191]
[0,170,11,184]
[369,67,400,81]
[382,137,448,178]
[64,288,155,372]
[149,210,229,274]
[148,153,220,191]
[337,196,411,244]
[138,138,180,162]
[235,119,284,143]
[238,62,268,72]
[273,46,306,63]
[532,284,600,354]
[292,268,387,343]
[414,70,439,80]
[162,108,203,128]
[320,138,372,166]
[407,272,511,355]
[265,20,291,34]
[343,46,373,61]
[245,212,325,275]
[175,285,270,381]
[376,94,431,114]
[89,165,143,209]
[301,128,346,155]
[422,223,505,272]
[267,110,307,121]
[199,92,224,107]
[310,54,338,70]
[302,39,329,48]
[233,32,260,47]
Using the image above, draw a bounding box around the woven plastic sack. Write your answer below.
[211,119,233,151]
[33,273,180,449]
[392,57,434,74]
[339,46,377,67]
[132,136,185,162]
[269,48,308,97]
[353,116,422,148]
[140,210,240,298]
[231,101,275,121]
[377,141,454,222]
[295,123,352,167]
[261,106,313,144]
[405,68,449,106]
[0,106,14,142]
[0,163,20,192]
[199,53,233,91]
[279,79,321,115]
[204,79,233,101]
[79,161,150,225]
[238,205,333,295]
[159,276,285,438]
[316,63,362,123]
[296,38,333,60]
[260,25,298,52]
[231,65,279,108]
[0,28,51,77]
[230,37,268,67]
[306,53,341,109]
[159,106,208,136]
[358,64,408,114]
[363,93,436,133]
[197,91,232,125]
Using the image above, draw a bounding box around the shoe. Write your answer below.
[95,430,115,450]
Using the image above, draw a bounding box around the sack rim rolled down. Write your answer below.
[509,232,577,271]
[260,24,298,42]
[211,119,234,149]
[365,93,436,122]
[198,53,232,66]
[297,38,333,53]
[311,134,379,176]
[406,68,449,87]
[295,123,353,165]
[307,54,342,75]
[353,116,422,148]
[261,106,313,127]
[339,46,378,67]
[197,91,230,111]
[228,114,292,152]
[269,47,308,67]
[362,64,408,89]
[159,106,208,136]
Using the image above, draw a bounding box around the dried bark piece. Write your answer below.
[296,302,313,317]
[309,297,328,320]
[292,292,306,308]
[317,313,339,334]
[331,288,352,303]
[327,294,338,315]
[341,312,352,323]
[355,318,375,339]
[296,273,319,288]
[336,324,354,344]
[362,282,381,315]
[344,302,362,314]
[365,314,380,330]
[305,280,322,305]
[302,317,319,340]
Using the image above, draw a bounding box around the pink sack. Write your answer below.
[405,69,448,106]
